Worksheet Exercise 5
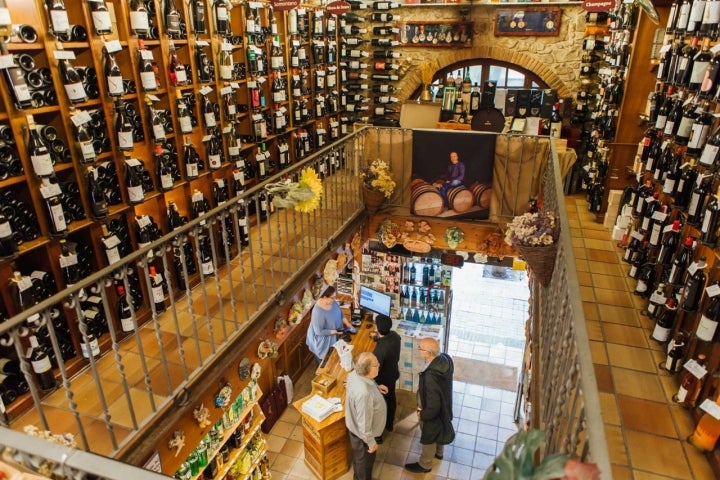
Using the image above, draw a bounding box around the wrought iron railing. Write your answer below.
[0,129,611,479]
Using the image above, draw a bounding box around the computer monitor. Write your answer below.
[358,286,392,317]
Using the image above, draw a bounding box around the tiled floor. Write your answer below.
[267,263,530,479]
[267,195,720,480]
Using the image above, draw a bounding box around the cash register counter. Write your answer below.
[292,316,377,480]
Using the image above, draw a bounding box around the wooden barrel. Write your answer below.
[447,186,473,213]
[470,182,492,209]
[411,180,444,217]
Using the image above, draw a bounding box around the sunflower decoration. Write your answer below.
[266,167,324,213]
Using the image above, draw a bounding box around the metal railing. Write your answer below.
[0,129,611,478]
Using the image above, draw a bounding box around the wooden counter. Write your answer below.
[292,315,377,480]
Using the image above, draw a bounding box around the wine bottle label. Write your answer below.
[702,209,713,233]
[92,11,112,32]
[80,140,96,161]
[653,324,671,342]
[179,116,192,133]
[31,151,53,176]
[175,69,187,84]
[51,11,70,33]
[699,144,719,167]
[655,114,668,130]
[153,124,165,140]
[187,163,198,178]
[663,179,676,195]
[219,65,232,80]
[629,265,638,277]
[664,120,676,136]
[161,173,173,190]
[209,154,221,169]
[689,123,711,150]
[50,203,67,231]
[152,284,164,303]
[31,355,52,373]
[81,338,100,358]
[204,112,216,128]
[677,117,694,139]
[107,74,123,96]
[121,313,134,332]
[140,71,157,90]
[64,81,86,102]
[118,130,133,150]
[0,221,11,239]
[697,315,718,341]
[202,260,214,275]
[130,11,150,31]
[636,280,648,293]
[128,184,144,203]
[677,385,689,402]
[273,91,286,103]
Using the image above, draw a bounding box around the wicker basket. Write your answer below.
[363,185,386,216]
[515,243,558,287]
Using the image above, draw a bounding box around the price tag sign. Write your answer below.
[230,82,240,89]
[140,49,154,60]
[707,284,720,297]
[146,94,161,102]
[683,359,708,379]
[125,158,142,167]
[137,215,151,229]
[688,261,700,276]
[59,253,78,268]
[16,276,32,292]
[220,86,232,95]
[104,40,122,53]
[222,125,232,134]
[192,191,204,203]
[649,292,666,304]
[196,40,209,47]
[54,50,76,60]
[699,398,720,419]
[631,230,644,241]
[215,178,225,188]
[103,234,121,249]
[257,76,266,84]
[40,182,63,199]
[662,224,674,233]
[652,211,667,221]
[201,134,213,142]
[71,110,93,127]
[0,54,15,69]
[199,86,213,96]
[247,80,257,88]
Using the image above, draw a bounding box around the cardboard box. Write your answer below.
[607,189,623,206]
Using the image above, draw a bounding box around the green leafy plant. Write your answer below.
[483,429,568,480]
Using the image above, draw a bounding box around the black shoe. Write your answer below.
[435,453,443,460]
[404,462,431,473]
[375,436,383,444]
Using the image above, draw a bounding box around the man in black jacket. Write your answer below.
[372,314,401,443]
[405,337,455,474]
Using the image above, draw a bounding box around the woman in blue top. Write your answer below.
[306,286,352,364]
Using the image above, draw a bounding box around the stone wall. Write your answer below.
[392,5,586,101]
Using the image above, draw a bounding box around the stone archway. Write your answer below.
[398,45,572,102]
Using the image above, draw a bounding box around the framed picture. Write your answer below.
[494,7,561,36]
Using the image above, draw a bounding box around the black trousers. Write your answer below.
[383,383,396,431]
[348,431,376,480]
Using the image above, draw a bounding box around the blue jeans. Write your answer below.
[439,180,462,208]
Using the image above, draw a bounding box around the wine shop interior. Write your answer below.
[1,0,720,479]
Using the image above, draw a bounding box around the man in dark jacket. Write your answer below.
[372,314,401,443]
[405,337,455,474]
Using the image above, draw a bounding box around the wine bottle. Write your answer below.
[651,297,678,342]
[148,265,166,312]
[79,313,100,358]
[658,220,682,265]
[675,354,707,407]
[103,47,124,98]
[88,0,112,35]
[654,88,674,131]
[129,0,150,37]
[682,256,707,311]
[58,57,88,104]
[191,0,206,34]
[629,241,648,279]
[700,125,720,168]
[0,41,32,109]
[116,284,134,333]
[137,39,158,91]
[85,167,108,220]
[665,333,686,372]
[668,236,695,286]
[198,235,214,275]
[0,212,17,258]
[26,115,53,178]
[647,283,667,319]
[214,0,229,35]
[697,285,720,341]
[701,186,720,245]
[40,177,68,236]
[634,260,656,297]
[688,394,720,451]
[164,0,182,37]
[154,144,173,191]
[175,90,193,134]
[167,43,187,86]
[114,99,134,151]
[28,335,55,390]
[183,138,199,180]
[125,159,145,204]
[45,0,70,39]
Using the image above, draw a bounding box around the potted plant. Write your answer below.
[360,160,396,215]
[504,210,560,286]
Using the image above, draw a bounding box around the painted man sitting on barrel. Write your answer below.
[433,151,466,209]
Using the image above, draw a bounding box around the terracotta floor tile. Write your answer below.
[592,273,631,291]
[588,260,624,276]
[584,238,616,251]
[583,301,600,321]
[604,424,629,466]
[612,367,665,400]
[617,395,677,437]
[575,258,590,271]
[658,372,681,404]
[599,391,620,425]
[602,323,649,348]
[597,304,641,327]
[671,403,698,439]
[610,464,633,480]
[577,270,593,286]
[606,344,657,372]
[594,364,614,393]
[568,218,581,229]
[572,236,585,248]
[574,247,588,260]
[586,320,603,341]
[581,286,596,303]
[684,440,718,479]
[594,288,634,308]
[590,340,608,365]
[584,228,615,240]
[625,430,692,478]
[570,227,583,238]
[587,249,619,263]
